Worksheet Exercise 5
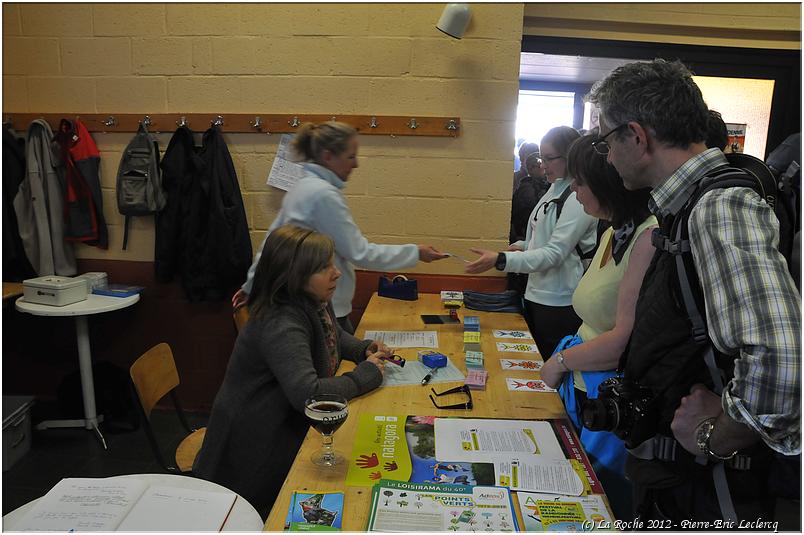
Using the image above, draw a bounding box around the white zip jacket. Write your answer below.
[504,178,597,306]
[243,163,419,317]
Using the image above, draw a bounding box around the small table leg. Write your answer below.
[75,316,99,431]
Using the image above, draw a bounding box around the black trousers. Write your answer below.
[523,300,582,359]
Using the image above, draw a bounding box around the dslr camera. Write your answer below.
[581,376,658,448]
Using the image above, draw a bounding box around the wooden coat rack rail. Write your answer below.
[3,113,461,137]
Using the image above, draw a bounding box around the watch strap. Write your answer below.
[495,252,507,271]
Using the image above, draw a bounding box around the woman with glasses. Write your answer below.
[466,126,597,359]
[195,225,389,519]
[538,134,657,521]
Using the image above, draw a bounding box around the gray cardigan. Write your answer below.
[193,299,381,517]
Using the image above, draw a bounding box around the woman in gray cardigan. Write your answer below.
[193,225,387,519]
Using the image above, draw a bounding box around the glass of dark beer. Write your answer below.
[304,393,349,467]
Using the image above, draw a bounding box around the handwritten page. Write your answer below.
[117,485,237,531]
[266,134,305,191]
[363,330,438,348]
[14,477,148,531]
[495,458,584,495]
[434,418,564,463]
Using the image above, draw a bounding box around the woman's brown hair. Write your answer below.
[291,121,357,163]
[248,225,335,318]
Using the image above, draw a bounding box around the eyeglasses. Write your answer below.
[429,385,473,410]
[592,123,629,155]
[540,154,564,163]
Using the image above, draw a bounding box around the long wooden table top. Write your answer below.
[264,293,590,531]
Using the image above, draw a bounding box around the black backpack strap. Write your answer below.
[551,185,597,260]
[122,216,131,250]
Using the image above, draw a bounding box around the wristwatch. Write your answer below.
[495,252,507,271]
[695,417,738,461]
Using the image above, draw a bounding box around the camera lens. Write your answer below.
[581,398,620,432]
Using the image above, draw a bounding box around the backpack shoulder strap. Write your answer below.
[552,184,573,221]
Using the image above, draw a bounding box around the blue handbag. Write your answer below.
[378,275,418,301]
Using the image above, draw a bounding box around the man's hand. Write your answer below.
[465,248,498,274]
[671,383,722,455]
[539,357,565,390]
[418,245,449,262]
[507,243,523,252]
[232,289,249,310]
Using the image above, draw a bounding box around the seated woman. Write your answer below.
[193,225,387,519]
[538,134,656,521]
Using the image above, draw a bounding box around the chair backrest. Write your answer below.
[129,343,180,419]
[233,306,250,332]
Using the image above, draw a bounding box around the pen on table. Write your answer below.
[421,367,438,385]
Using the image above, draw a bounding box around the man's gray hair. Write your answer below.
[589,59,709,149]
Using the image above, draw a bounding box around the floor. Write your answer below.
[2,400,208,517]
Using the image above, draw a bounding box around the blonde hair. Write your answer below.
[291,121,357,163]
[249,225,335,317]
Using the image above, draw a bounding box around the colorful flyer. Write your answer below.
[463,332,481,344]
[433,418,565,463]
[517,492,614,531]
[494,458,584,495]
[496,342,539,353]
[284,491,344,531]
[500,358,543,371]
[493,329,534,340]
[367,480,517,532]
[506,378,556,392]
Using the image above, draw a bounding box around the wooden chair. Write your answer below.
[233,306,250,332]
[129,343,207,473]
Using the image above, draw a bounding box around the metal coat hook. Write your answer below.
[289,116,300,127]
[176,116,188,128]
[407,118,418,130]
[102,116,117,127]
[369,116,378,128]
[446,119,459,131]
[211,115,224,127]
[141,115,152,128]
[250,116,262,130]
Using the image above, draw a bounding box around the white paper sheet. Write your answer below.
[363,330,438,348]
[517,492,613,531]
[14,477,148,531]
[381,358,465,387]
[434,418,565,463]
[496,342,539,353]
[506,377,556,392]
[494,458,584,495]
[266,134,306,191]
[117,485,236,531]
[492,329,534,340]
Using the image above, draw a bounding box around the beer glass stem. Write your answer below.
[322,433,335,462]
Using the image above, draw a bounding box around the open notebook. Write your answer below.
[14,477,237,532]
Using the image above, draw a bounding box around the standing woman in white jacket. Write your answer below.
[466,126,597,358]
[233,121,447,332]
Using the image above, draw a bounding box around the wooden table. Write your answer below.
[3,282,24,302]
[264,293,599,531]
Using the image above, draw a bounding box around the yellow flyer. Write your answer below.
[345,414,413,486]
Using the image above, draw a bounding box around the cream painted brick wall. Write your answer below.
[93,4,167,37]
[3,38,60,75]
[20,4,92,36]
[3,3,524,279]
[3,4,22,36]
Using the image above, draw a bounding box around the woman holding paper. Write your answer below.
[195,225,389,518]
[537,134,656,521]
[465,126,598,358]
[232,121,447,333]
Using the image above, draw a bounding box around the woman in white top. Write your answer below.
[233,121,447,332]
[466,126,597,358]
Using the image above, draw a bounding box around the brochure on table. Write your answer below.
[345,415,601,496]
[284,491,344,531]
[13,477,237,532]
[367,479,517,532]
[517,491,614,531]
[382,357,465,387]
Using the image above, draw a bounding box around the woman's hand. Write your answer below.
[539,357,566,389]
[418,245,449,262]
[366,340,391,358]
[507,243,523,252]
[231,289,249,310]
[465,248,498,274]
[366,352,386,376]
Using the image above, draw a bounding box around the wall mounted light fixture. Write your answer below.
[436,3,472,39]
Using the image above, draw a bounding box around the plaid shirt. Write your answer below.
[650,148,801,455]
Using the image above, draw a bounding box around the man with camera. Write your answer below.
[585,59,800,524]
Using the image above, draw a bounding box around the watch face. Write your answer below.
[695,420,714,453]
